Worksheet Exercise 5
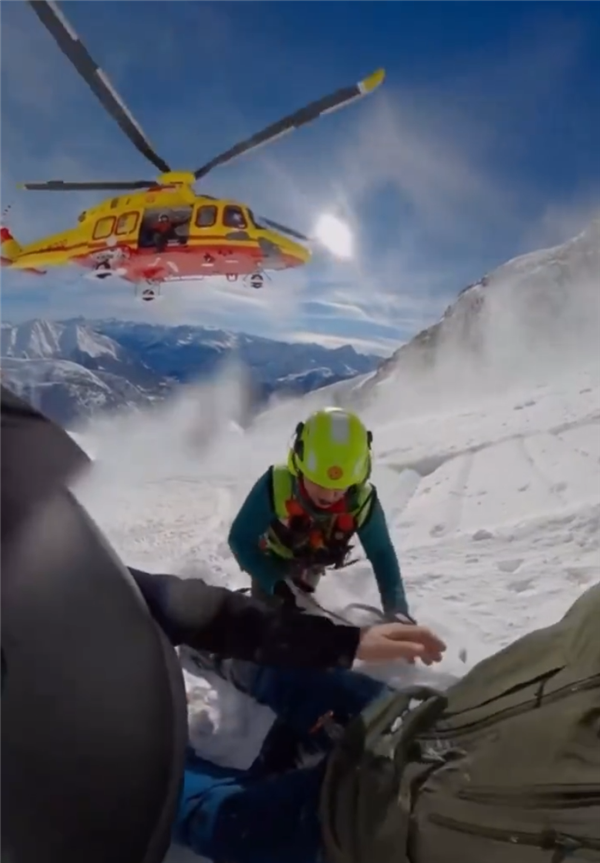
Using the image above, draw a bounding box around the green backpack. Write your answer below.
[320,582,600,863]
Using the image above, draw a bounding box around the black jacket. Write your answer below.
[132,567,359,667]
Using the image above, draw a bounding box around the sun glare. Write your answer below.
[314,214,353,259]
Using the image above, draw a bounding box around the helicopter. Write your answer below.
[1,1,385,302]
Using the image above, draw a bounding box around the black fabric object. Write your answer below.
[1,386,188,863]
[0,385,90,547]
[131,569,359,668]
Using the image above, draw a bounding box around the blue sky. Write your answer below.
[2,1,599,356]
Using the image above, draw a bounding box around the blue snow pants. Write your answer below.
[172,664,390,863]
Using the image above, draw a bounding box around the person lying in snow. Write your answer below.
[1,384,445,863]
[229,406,412,620]
[132,560,447,862]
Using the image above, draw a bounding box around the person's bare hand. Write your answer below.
[356,623,447,665]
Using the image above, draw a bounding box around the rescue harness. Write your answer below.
[260,464,375,575]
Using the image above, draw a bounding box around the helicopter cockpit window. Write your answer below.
[116,212,139,235]
[223,206,247,230]
[246,209,263,229]
[195,205,217,228]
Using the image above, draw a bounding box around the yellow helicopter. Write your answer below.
[1,0,385,301]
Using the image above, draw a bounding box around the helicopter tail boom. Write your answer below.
[1,227,46,275]
[1,226,23,266]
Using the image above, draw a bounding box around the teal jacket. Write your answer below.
[228,467,409,617]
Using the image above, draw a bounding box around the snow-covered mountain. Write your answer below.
[1,317,120,362]
[90,319,378,397]
[0,317,380,427]
[0,318,162,386]
[0,319,168,426]
[2,356,154,427]
[266,218,600,427]
[364,218,600,407]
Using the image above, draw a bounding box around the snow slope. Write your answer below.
[293,218,600,422]
[70,364,600,862]
[67,220,599,862]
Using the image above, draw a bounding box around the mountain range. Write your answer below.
[0,318,380,427]
[2,218,597,429]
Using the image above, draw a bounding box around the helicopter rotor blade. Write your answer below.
[27,1,171,174]
[193,68,385,181]
[18,180,155,192]
[258,217,311,244]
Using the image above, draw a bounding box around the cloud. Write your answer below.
[303,298,376,324]
[521,192,600,253]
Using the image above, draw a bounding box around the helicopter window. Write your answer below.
[246,209,262,229]
[116,211,139,235]
[195,205,217,228]
[92,216,116,240]
[223,206,247,229]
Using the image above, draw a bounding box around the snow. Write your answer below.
[69,361,600,862]
[61,323,120,359]
[2,356,150,425]
[65,220,599,862]
[1,318,122,361]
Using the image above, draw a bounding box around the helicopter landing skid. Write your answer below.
[135,280,162,302]
[244,271,270,290]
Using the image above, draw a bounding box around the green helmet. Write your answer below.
[288,407,372,489]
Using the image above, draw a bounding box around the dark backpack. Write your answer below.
[320,582,600,863]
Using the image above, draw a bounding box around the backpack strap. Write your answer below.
[350,482,375,529]
[265,465,375,567]
[320,685,448,863]
[271,464,295,520]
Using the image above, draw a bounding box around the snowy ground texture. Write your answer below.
[70,362,600,861]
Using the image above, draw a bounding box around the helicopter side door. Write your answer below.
[190,203,257,277]
[88,209,141,273]
[139,206,193,251]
